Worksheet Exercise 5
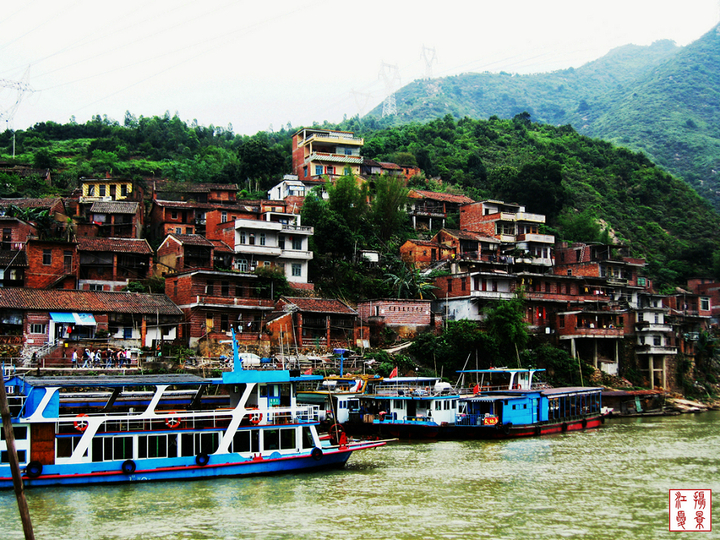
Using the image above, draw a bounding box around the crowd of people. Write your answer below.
[71,347,129,368]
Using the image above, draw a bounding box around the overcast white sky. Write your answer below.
[1,0,718,136]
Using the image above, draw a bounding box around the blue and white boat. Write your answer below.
[0,330,386,489]
[344,369,604,440]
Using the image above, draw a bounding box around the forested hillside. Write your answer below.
[2,111,719,298]
[366,25,720,211]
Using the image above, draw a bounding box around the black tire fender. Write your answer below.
[121,459,136,475]
[25,461,43,479]
[311,447,323,461]
[196,453,210,467]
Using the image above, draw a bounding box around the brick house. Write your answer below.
[406,190,474,231]
[164,270,275,348]
[0,216,36,287]
[88,201,144,238]
[0,287,182,357]
[151,181,239,205]
[266,297,358,351]
[155,234,215,276]
[356,299,437,346]
[77,237,153,291]
[292,128,364,182]
[25,239,78,289]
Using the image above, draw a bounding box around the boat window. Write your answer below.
[280,428,296,450]
[302,427,314,449]
[93,435,134,462]
[56,435,84,458]
[0,426,27,440]
[198,432,219,455]
[233,430,251,453]
[393,400,404,409]
[264,429,280,451]
[1,450,26,463]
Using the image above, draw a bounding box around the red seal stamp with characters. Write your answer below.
[669,489,712,532]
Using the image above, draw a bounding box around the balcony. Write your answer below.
[303,152,363,165]
[635,322,672,333]
[470,290,515,301]
[193,296,276,309]
[301,131,363,146]
[517,233,555,244]
[498,211,545,223]
[281,224,313,235]
[280,249,313,261]
[557,326,625,338]
[234,244,282,257]
[635,345,678,355]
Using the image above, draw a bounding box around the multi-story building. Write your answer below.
[164,270,275,348]
[292,128,364,182]
[233,210,314,286]
[406,190,474,231]
[77,237,153,291]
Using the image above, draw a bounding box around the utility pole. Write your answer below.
[378,62,401,118]
[422,45,438,80]
[0,373,35,539]
[1,68,35,159]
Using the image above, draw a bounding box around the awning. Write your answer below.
[50,312,76,323]
[49,312,97,326]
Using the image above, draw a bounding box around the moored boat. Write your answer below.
[0,330,386,489]
[342,368,605,440]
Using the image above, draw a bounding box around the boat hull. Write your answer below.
[0,442,384,489]
[344,415,605,441]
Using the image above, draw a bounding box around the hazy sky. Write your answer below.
[1,0,718,135]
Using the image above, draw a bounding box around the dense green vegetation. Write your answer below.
[366,26,720,211]
[3,107,720,297]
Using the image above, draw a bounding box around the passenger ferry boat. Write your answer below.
[343,369,604,440]
[0,331,386,489]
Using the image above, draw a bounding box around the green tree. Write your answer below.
[368,174,409,241]
[483,293,528,366]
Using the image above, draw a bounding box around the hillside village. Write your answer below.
[0,127,718,396]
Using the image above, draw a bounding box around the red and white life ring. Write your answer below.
[74,414,89,432]
[165,416,182,428]
[250,412,263,425]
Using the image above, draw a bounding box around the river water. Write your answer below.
[1,411,718,539]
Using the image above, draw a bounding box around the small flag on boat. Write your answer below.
[389,366,398,378]
[473,384,480,394]
[303,368,312,375]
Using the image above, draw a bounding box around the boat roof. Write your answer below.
[457,369,546,374]
[10,374,209,389]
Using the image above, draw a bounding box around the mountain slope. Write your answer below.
[368,29,720,209]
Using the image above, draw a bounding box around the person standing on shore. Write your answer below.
[72,348,78,368]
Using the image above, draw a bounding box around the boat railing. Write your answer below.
[56,404,321,434]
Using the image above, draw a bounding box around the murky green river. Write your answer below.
[1,411,718,539]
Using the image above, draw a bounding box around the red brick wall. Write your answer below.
[157,238,184,275]
[25,242,77,289]
[357,300,432,326]
[459,203,497,236]
[292,134,305,179]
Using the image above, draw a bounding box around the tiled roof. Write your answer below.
[167,234,214,247]
[77,237,153,254]
[0,197,63,209]
[0,288,182,316]
[404,239,440,247]
[89,201,140,214]
[379,162,403,170]
[442,229,499,243]
[281,297,357,315]
[156,183,238,193]
[408,190,474,204]
[209,239,233,253]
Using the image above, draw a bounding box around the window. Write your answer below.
[175,227,181,234]
[42,249,52,265]
[278,236,285,250]
[99,185,106,197]
[237,259,248,272]
[220,314,229,332]
[88,284,103,291]
[344,167,351,175]
[123,327,133,339]
[30,324,46,334]
[205,280,214,295]
[326,166,335,175]
[653,336,662,346]
[120,184,128,197]
[239,230,246,244]
[221,281,229,296]
[701,297,710,311]
[315,165,323,176]
[87,185,95,196]
[221,211,228,223]
[292,237,302,250]
[291,264,301,277]
[259,233,266,246]
[171,211,178,219]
